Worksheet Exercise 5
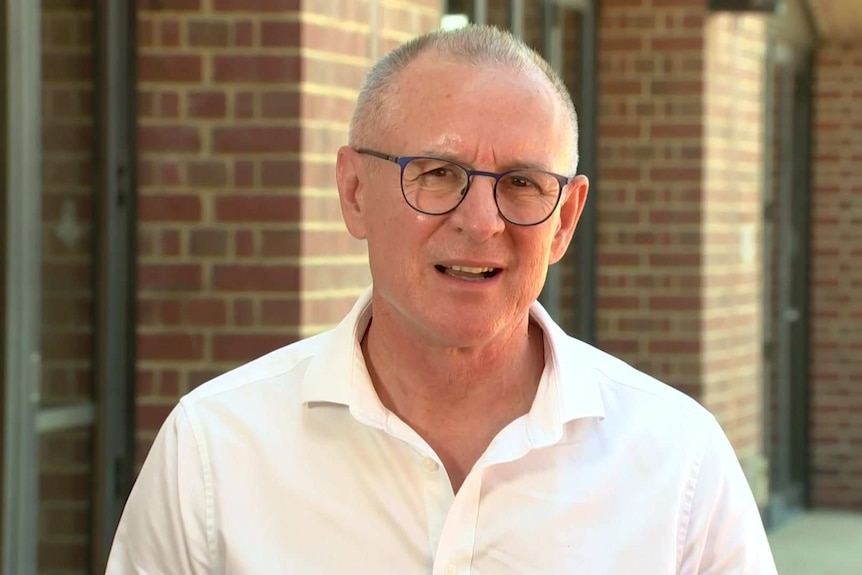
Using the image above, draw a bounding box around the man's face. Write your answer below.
[337,54,588,349]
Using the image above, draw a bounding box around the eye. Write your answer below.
[509,175,541,188]
[425,166,457,178]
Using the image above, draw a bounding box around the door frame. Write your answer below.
[2,0,43,571]
[762,41,814,528]
[2,0,137,572]
[92,0,138,567]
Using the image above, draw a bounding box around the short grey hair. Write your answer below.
[349,24,580,174]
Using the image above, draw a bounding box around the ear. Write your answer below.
[336,146,368,240]
[549,175,589,265]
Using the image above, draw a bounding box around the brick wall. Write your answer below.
[595,0,768,496]
[40,2,96,572]
[809,40,862,509]
[702,14,766,462]
[135,0,441,462]
[596,0,706,393]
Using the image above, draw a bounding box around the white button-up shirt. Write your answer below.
[107,288,777,574]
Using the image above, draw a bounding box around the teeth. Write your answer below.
[449,265,495,274]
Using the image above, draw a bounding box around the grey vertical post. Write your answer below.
[576,0,598,343]
[509,0,525,38]
[474,0,487,25]
[93,0,137,567]
[2,0,42,573]
[540,1,563,319]
[759,39,776,519]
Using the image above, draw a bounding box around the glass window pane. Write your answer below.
[39,1,97,573]
[40,0,96,409]
[38,426,94,575]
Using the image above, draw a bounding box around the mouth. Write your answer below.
[435,264,502,281]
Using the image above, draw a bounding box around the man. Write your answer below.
[107,25,777,574]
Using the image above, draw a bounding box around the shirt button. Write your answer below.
[422,457,439,472]
[444,565,457,575]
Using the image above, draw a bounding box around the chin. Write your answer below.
[418,315,509,350]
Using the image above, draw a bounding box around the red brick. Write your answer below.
[138,195,201,222]
[159,92,180,117]
[234,21,255,46]
[260,230,300,257]
[233,299,256,325]
[261,159,301,187]
[139,55,202,83]
[650,37,702,51]
[187,160,228,187]
[260,299,300,325]
[260,21,300,47]
[139,0,200,9]
[212,126,299,154]
[161,230,182,256]
[214,0,299,9]
[138,334,204,361]
[600,37,643,51]
[158,20,181,46]
[261,91,299,118]
[213,55,300,83]
[214,196,300,222]
[234,92,255,118]
[138,91,155,117]
[187,299,227,326]
[600,81,643,96]
[139,126,200,152]
[138,264,202,291]
[188,20,229,47]
[649,167,701,182]
[161,370,180,397]
[235,161,256,187]
[159,300,182,325]
[212,264,299,291]
[189,229,229,257]
[651,80,702,95]
[235,230,256,256]
[139,19,154,46]
[188,91,227,118]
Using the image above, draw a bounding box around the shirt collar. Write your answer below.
[300,287,373,408]
[523,300,606,447]
[300,286,607,435]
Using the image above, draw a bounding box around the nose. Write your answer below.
[447,174,506,240]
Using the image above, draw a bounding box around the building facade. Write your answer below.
[2,0,861,573]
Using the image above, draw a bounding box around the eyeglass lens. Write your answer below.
[401,158,560,225]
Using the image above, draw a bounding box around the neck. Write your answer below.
[361,304,545,430]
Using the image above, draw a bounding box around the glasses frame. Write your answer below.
[355,148,570,226]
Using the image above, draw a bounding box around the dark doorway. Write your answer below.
[763,43,813,528]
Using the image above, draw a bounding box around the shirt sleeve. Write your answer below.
[105,403,213,575]
[677,417,778,575]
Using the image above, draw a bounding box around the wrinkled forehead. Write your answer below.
[380,54,571,168]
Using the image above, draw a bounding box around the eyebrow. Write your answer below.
[413,149,554,173]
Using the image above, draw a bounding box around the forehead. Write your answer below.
[387,53,567,168]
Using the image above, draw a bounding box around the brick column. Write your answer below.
[702,14,767,493]
[596,0,768,500]
[810,41,862,510]
[135,0,442,461]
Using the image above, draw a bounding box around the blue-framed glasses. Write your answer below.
[355,148,570,226]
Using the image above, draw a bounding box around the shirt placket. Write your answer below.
[430,470,483,575]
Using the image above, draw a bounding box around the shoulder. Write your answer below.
[179,329,334,408]
[550,333,728,466]
[560,334,712,420]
